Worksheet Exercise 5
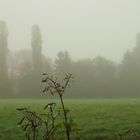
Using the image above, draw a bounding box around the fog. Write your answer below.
[0,0,140,62]
[1,0,140,98]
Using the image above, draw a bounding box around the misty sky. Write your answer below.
[0,0,140,62]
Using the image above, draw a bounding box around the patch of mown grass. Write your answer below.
[0,99,140,140]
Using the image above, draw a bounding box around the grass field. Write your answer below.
[0,99,140,140]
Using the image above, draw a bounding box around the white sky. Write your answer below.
[0,0,140,62]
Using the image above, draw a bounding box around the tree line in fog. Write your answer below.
[0,20,140,98]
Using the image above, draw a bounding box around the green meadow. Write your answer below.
[0,99,140,140]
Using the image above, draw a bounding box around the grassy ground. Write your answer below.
[0,99,140,140]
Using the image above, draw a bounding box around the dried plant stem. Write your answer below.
[33,127,36,140]
[59,94,70,140]
[32,118,36,140]
[41,73,73,140]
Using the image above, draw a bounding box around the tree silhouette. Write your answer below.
[0,21,11,97]
[31,25,43,97]
[119,33,140,97]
